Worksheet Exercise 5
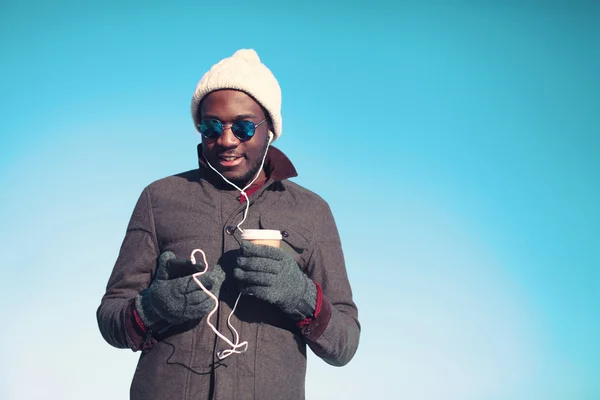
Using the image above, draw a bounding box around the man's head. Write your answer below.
[191,49,282,186]
[198,89,272,186]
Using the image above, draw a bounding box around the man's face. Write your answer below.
[199,90,271,186]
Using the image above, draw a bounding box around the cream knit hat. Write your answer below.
[191,49,282,141]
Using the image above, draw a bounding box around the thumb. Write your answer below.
[155,251,176,280]
[201,264,225,287]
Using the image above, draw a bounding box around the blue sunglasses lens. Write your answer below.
[198,119,222,138]
[231,120,256,140]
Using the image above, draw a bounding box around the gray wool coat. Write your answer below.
[97,146,360,400]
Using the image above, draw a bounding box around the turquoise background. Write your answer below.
[1,1,598,399]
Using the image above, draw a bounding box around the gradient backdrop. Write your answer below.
[1,1,598,399]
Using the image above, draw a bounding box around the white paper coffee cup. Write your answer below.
[241,229,282,248]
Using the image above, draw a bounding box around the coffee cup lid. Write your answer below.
[240,229,282,241]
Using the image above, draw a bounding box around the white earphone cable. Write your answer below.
[190,132,273,359]
[190,249,247,359]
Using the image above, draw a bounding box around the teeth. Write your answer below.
[222,157,236,161]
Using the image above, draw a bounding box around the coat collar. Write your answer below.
[196,144,298,189]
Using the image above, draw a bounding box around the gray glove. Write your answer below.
[135,251,225,327]
[234,241,317,320]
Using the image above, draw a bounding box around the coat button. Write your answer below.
[225,226,235,235]
[281,231,289,238]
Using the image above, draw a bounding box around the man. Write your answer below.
[97,49,360,400]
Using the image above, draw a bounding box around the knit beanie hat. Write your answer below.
[191,49,282,141]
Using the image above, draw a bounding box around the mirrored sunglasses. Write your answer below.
[198,119,267,141]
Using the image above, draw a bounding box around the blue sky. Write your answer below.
[1,1,598,399]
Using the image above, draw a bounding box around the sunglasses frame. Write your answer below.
[198,119,267,141]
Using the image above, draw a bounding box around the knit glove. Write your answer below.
[135,251,225,327]
[234,241,317,320]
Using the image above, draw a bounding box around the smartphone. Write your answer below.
[167,259,203,279]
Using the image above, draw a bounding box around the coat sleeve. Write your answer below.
[300,202,361,366]
[96,187,160,350]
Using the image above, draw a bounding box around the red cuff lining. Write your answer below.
[314,282,323,318]
[297,282,322,328]
[133,308,148,333]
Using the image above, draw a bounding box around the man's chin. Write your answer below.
[219,169,252,186]
[211,160,261,187]
[213,162,243,177]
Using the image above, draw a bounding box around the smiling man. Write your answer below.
[97,49,360,400]
[199,89,271,186]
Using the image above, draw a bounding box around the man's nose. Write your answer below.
[216,125,240,147]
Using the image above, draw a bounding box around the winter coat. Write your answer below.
[97,146,360,400]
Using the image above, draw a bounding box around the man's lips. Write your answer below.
[217,153,244,167]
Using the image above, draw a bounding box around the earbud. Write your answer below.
[268,131,274,144]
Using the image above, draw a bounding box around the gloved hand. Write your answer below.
[234,241,317,320]
[135,251,225,327]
